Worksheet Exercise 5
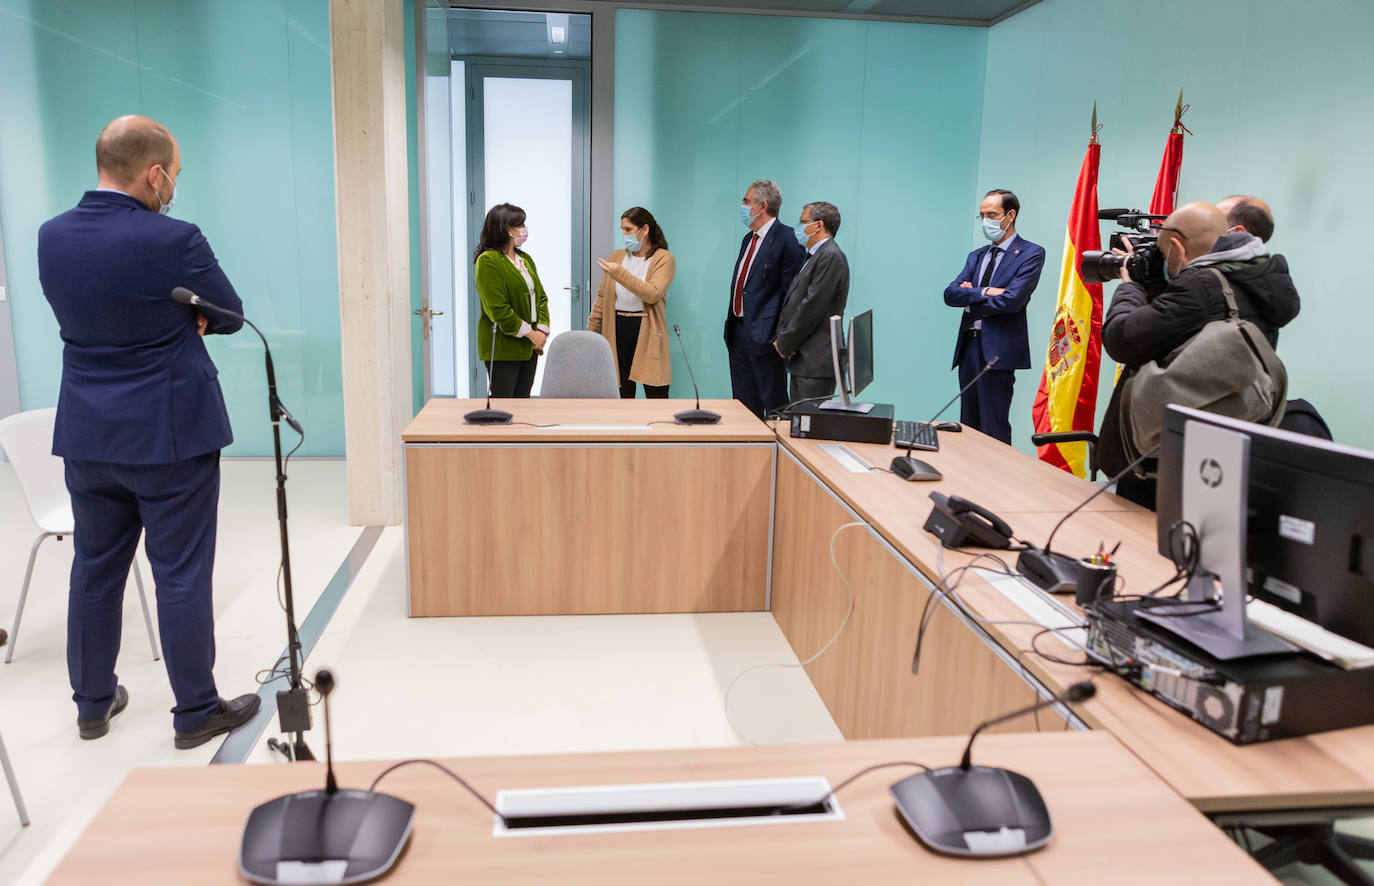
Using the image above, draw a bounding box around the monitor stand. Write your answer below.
[1137,420,1296,661]
[819,391,875,414]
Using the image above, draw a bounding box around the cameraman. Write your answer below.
[1098,201,1300,507]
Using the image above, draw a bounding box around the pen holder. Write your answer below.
[1074,557,1117,608]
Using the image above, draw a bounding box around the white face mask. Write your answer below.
[981,214,1007,243]
[154,168,177,215]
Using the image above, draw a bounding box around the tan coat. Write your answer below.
[587,247,676,388]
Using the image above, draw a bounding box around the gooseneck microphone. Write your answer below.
[239,669,416,886]
[172,286,312,760]
[890,357,998,478]
[315,669,338,796]
[172,287,301,434]
[889,680,1096,858]
[1015,443,1161,594]
[465,317,514,425]
[957,681,1095,771]
[671,324,721,425]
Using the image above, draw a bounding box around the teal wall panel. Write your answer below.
[978,0,1374,451]
[0,0,343,456]
[613,10,989,419]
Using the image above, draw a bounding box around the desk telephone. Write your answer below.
[923,492,1015,549]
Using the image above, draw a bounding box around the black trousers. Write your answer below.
[65,453,222,731]
[488,354,538,398]
[615,314,669,399]
[726,318,787,418]
[957,333,1015,445]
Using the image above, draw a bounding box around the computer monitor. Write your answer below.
[1157,405,1374,649]
[822,310,874,413]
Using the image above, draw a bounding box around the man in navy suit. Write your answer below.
[724,179,805,417]
[943,189,1046,445]
[38,115,261,748]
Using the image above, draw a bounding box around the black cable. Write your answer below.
[1043,443,1160,556]
[911,552,1019,675]
[369,759,505,823]
[776,761,930,814]
[765,395,830,421]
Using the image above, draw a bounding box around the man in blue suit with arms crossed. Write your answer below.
[943,189,1045,445]
[38,115,261,748]
[725,179,805,417]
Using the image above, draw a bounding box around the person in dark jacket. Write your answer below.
[774,201,850,403]
[1099,201,1301,506]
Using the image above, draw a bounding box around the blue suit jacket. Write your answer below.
[38,190,243,464]
[943,236,1046,370]
[723,219,805,350]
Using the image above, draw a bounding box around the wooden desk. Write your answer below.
[402,399,774,617]
[46,733,1269,885]
[773,425,1374,815]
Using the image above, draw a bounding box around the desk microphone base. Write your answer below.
[674,409,721,425]
[464,408,513,425]
[240,789,415,885]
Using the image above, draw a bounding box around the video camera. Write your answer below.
[1080,208,1168,289]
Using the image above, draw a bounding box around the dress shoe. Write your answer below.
[0,627,7,646]
[173,693,262,750]
[78,685,129,740]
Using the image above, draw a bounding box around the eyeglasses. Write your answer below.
[977,213,1006,221]
[1159,225,1187,240]
[798,218,816,226]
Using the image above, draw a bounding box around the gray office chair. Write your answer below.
[538,331,620,399]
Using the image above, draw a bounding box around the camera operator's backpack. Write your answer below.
[1118,268,1287,467]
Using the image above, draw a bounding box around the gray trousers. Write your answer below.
[789,374,835,405]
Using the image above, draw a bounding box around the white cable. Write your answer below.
[723,521,865,746]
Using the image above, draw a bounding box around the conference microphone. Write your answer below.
[464,317,513,425]
[170,286,302,435]
[175,286,313,757]
[889,681,1096,858]
[671,324,721,425]
[240,669,416,885]
[890,356,998,478]
[1015,442,1161,594]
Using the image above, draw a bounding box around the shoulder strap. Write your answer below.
[1206,268,1241,320]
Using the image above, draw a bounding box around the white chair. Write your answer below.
[538,331,620,399]
[0,408,160,664]
[0,727,28,826]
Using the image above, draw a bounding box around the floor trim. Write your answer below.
[210,525,385,764]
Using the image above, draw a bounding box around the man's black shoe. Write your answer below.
[173,693,262,750]
[78,685,129,740]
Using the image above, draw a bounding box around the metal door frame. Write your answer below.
[462,57,591,395]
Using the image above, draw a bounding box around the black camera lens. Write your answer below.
[1079,250,1123,285]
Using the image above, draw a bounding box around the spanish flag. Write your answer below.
[1149,91,1189,217]
[1031,123,1102,477]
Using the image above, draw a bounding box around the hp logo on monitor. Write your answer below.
[1199,457,1224,488]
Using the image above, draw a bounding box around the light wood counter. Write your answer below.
[403,399,774,616]
[774,425,1374,814]
[402,398,773,443]
[46,732,1269,885]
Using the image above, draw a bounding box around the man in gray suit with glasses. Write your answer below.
[773,201,850,403]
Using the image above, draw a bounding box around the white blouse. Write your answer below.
[614,254,651,312]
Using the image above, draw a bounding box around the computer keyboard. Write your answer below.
[893,420,939,452]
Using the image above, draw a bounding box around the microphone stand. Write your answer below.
[174,288,313,760]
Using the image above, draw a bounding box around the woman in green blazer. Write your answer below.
[474,203,551,398]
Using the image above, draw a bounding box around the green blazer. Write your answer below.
[475,249,551,361]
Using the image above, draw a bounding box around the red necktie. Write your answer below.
[732,233,759,317]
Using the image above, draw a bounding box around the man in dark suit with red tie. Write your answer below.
[724,179,805,418]
[943,189,1046,445]
[37,115,261,748]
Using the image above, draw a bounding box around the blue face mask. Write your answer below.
[739,203,756,227]
[155,168,177,215]
[794,221,812,246]
[981,215,1006,243]
[622,233,641,253]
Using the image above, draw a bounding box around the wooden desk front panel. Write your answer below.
[771,451,1048,740]
[46,733,1270,886]
[406,443,772,616]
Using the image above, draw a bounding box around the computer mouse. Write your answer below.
[935,421,962,433]
[890,456,942,482]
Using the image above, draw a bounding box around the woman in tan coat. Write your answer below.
[588,207,675,398]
